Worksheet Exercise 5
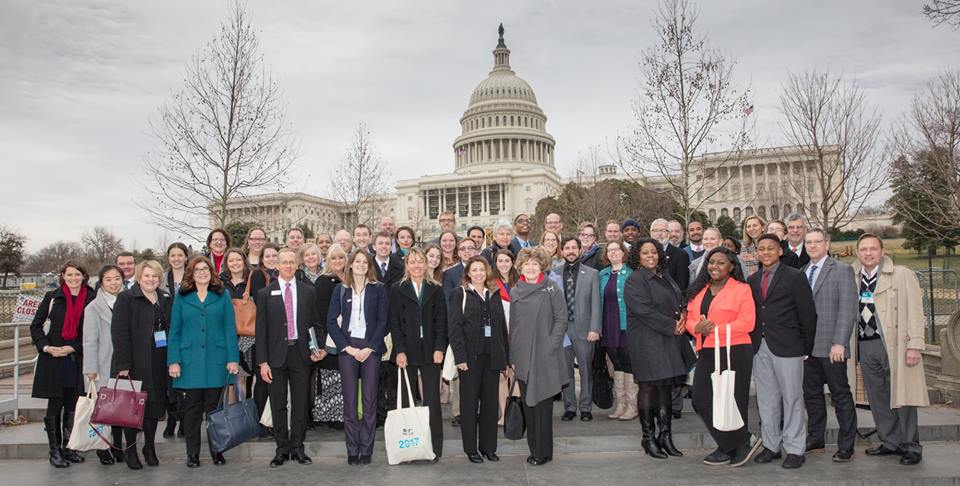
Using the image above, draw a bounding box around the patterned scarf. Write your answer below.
[857,271,880,341]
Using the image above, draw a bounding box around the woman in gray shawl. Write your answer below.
[508,248,567,466]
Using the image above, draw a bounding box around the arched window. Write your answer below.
[783,204,792,215]
[721,208,729,218]
[733,207,742,221]
[745,206,754,216]
[757,206,766,218]
[709,209,717,222]
[770,204,780,219]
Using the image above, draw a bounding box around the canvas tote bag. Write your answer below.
[711,324,744,431]
[67,381,111,451]
[385,368,436,465]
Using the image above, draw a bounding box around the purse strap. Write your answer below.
[394,367,417,410]
[218,373,244,407]
[241,271,254,301]
[713,326,720,373]
[725,324,732,372]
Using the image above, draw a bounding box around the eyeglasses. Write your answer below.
[247,237,266,242]
[578,232,595,238]
[210,238,227,243]
[516,218,531,224]
[193,267,210,273]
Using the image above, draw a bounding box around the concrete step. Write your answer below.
[2,401,959,460]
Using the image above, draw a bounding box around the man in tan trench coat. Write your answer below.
[849,234,929,466]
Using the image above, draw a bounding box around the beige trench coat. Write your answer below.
[848,256,929,408]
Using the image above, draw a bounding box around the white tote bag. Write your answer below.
[68,384,111,451]
[442,288,468,381]
[711,324,744,432]
[260,398,272,427]
[385,368,436,465]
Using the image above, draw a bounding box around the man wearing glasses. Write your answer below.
[510,214,533,253]
[578,222,601,269]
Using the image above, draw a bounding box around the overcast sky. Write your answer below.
[1,0,956,252]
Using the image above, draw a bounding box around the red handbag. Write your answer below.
[91,374,147,430]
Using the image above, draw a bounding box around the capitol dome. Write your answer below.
[453,25,556,173]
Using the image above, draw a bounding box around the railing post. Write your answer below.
[12,324,20,419]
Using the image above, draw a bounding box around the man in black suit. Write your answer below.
[372,231,404,288]
[649,218,690,291]
[748,234,817,469]
[780,213,810,268]
[256,248,325,467]
[509,213,534,253]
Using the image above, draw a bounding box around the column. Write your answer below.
[499,139,504,161]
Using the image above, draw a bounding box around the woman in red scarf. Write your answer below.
[31,261,96,468]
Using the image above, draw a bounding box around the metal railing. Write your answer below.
[915,269,960,345]
[0,322,36,419]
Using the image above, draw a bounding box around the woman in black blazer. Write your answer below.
[111,260,173,470]
[326,249,388,466]
[388,247,448,460]
[448,255,509,463]
[31,261,95,468]
[623,238,693,459]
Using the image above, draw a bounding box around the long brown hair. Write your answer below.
[423,243,444,285]
[58,261,90,287]
[180,255,224,294]
[342,249,378,288]
[493,249,519,286]
[222,248,251,280]
[460,256,497,292]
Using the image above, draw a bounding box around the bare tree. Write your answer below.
[24,241,86,274]
[81,226,125,268]
[141,1,297,239]
[619,0,752,226]
[0,226,27,287]
[329,123,391,228]
[888,69,960,239]
[778,69,884,232]
[924,0,960,29]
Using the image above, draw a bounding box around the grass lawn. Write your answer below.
[831,238,960,271]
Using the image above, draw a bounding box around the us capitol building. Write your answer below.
[215,26,848,242]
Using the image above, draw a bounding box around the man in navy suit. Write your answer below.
[510,213,534,254]
[256,248,325,467]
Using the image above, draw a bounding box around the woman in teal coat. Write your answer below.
[167,256,239,468]
[598,240,636,420]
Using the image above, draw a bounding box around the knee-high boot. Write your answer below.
[44,416,69,468]
[61,412,85,463]
[619,375,639,421]
[640,408,667,459]
[607,372,626,419]
[657,401,683,456]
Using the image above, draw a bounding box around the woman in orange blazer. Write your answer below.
[684,247,761,468]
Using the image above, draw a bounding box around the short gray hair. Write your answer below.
[805,227,830,242]
[650,218,669,230]
[493,219,513,234]
[784,212,807,226]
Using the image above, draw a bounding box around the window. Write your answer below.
[770,204,780,219]
[733,207,742,221]
[445,188,457,213]
[458,187,470,217]
[709,209,717,221]
[721,208,729,218]
[426,189,440,220]
[470,186,482,216]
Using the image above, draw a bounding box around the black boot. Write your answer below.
[640,409,667,459]
[143,446,159,467]
[44,416,69,468]
[125,448,143,470]
[61,412,85,463]
[657,404,683,457]
[163,417,177,438]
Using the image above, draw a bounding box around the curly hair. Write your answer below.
[625,238,667,275]
[685,247,745,302]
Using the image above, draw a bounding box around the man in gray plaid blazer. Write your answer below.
[801,228,858,462]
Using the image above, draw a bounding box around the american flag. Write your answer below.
[744,104,754,116]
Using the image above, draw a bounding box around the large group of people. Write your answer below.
[29,210,930,470]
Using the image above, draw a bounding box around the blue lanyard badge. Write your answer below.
[860,291,874,304]
[484,325,492,338]
[154,330,168,348]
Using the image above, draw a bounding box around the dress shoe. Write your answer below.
[899,451,922,466]
[111,448,125,463]
[143,447,159,467]
[163,420,176,438]
[580,412,593,422]
[804,442,825,454]
[96,449,115,465]
[526,455,548,466]
[832,449,854,462]
[211,452,226,465]
[480,451,500,462]
[269,453,289,467]
[186,454,200,468]
[865,445,901,456]
[782,453,804,469]
[451,415,461,427]
[467,453,483,463]
[359,455,372,465]
[347,455,359,465]
[292,452,312,464]
[702,448,730,466]
[125,450,144,470]
[754,447,782,464]
[730,436,763,467]
[561,411,577,421]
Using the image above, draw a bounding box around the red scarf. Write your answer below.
[496,278,511,302]
[61,285,87,341]
[212,253,225,273]
[519,273,544,284]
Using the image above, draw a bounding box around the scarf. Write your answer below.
[61,285,87,341]
[496,278,511,302]
[519,273,544,284]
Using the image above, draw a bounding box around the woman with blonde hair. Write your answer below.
[538,230,563,269]
[739,215,767,277]
[312,244,349,429]
[299,243,324,283]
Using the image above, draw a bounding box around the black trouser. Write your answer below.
[400,363,443,458]
[519,380,554,459]
[181,387,221,456]
[268,349,310,455]
[692,345,753,454]
[604,346,632,373]
[377,360,398,424]
[124,418,158,451]
[458,353,499,455]
[803,356,857,451]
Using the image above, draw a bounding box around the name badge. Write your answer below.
[271,290,282,296]
[154,330,167,348]
[860,291,874,304]
[484,325,492,338]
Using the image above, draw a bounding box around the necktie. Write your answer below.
[761,270,770,299]
[808,265,818,287]
[564,266,576,321]
[284,282,295,339]
[381,261,388,276]
[123,280,130,291]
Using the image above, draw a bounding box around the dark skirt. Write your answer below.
[637,374,686,387]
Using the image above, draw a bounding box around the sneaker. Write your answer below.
[730,436,763,467]
[702,448,730,466]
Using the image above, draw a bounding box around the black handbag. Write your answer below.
[206,375,261,454]
[591,342,614,409]
[502,376,525,440]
